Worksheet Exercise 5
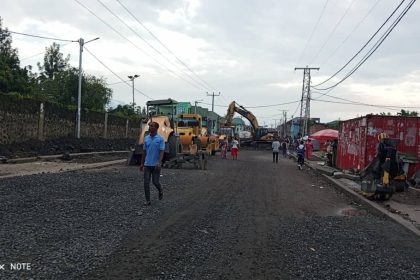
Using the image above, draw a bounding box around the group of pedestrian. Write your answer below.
[220,137,240,160]
[139,121,337,206]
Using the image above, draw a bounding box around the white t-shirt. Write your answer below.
[272,140,281,152]
[232,139,239,149]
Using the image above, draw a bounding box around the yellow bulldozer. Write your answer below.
[176,113,219,155]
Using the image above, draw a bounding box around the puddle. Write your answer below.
[338,207,367,217]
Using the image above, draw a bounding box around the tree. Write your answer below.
[82,74,112,112]
[0,17,32,94]
[397,109,418,117]
[34,44,111,111]
[37,42,69,80]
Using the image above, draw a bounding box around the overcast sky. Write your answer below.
[2,0,420,126]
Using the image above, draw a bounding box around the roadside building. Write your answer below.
[232,117,245,135]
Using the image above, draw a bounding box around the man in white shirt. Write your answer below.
[272,138,281,163]
[231,138,239,160]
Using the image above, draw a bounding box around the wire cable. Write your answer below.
[314,0,415,91]
[296,0,330,65]
[8,30,77,42]
[73,0,207,92]
[116,0,217,91]
[312,0,406,88]
[312,99,408,111]
[312,91,420,109]
[84,46,153,99]
[201,100,300,109]
[20,42,72,61]
[321,0,381,66]
[96,0,212,92]
[309,0,356,65]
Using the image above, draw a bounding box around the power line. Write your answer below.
[116,0,217,91]
[107,79,131,86]
[84,46,153,99]
[321,0,381,66]
[313,99,406,111]
[313,0,415,91]
[309,0,356,65]
[296,0,330,65]
[96,0,212,92]
[73,0,207,92]
[20,42,72,61]
[312,0,406,88]
[8,30,77,42]
[312,91,420,109]
[201,100,300,109]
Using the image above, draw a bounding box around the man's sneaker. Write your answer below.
[144,201,151,206]
[159,191,163,200]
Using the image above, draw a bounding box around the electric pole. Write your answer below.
[76,37,99,139]
[278,110,288,138]
[295,66,319,137]
[194,99,203,114]
[206,91,220,133]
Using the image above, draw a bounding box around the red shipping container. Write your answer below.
[337,115,420,178]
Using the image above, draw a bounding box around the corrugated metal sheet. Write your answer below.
[337,115,420,178]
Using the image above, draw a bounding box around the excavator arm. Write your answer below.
[225,101,259,130]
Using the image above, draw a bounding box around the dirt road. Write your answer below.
[1,150,419,279]
[90,151,420,279]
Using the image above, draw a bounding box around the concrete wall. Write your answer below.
[0,94,141,144]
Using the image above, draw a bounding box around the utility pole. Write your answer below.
[207,91,220,113]
[278,110,288,137]
[128,74,140,112]
[295,66,319,137]
[194,99,203,114]
[283,111,287,138]
[206,91,220,133]
[76,37,99,139]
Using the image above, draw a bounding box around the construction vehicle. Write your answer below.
[176,113,219,155]
[224,101,272,146]
[127,99,179,165]
[360,133,407,200]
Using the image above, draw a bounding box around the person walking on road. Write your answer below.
[231,137,239,160]
[140,122,165,206]
[220,138,228,159]
[281,139,287,158]
[272,138,281,163]
[305,138,313,160]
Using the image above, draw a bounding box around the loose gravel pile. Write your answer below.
[0,137,135,158]
[0,166,178,280]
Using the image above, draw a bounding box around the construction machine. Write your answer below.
[127,99,179,165]
[176,113,219,155]
[224,101,272,146]
[360,134,407,200]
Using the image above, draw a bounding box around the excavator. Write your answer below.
[224,101,273,145]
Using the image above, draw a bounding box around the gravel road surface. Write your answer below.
[1,150,419,279]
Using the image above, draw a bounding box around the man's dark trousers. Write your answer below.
[273,152,279,163]
[144,166,162,202]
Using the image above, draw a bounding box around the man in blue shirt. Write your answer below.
[140,122,165,206]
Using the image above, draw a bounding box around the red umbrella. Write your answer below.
[310,129,338,141]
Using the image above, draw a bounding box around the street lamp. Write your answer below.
[128,74,140,112]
